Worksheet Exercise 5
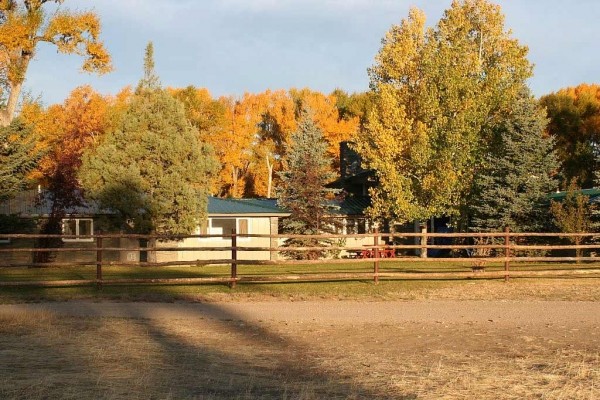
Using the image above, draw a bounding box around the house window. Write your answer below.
[0,237,9,245]
[345,218,367,234]
[62,218,94,242]
[199,218,250,240]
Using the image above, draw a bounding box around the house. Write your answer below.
[0,192,291,264]
[156,197,289,262]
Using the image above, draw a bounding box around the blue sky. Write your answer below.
[24,0,600,105]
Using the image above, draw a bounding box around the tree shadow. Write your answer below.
[3,301,417,399]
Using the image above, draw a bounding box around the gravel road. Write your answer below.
[2,299,599,326]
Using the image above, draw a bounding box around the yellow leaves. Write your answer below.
[0,1,112,125]
[45,11,112,73]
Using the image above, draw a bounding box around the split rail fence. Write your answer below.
[1,229,600,289]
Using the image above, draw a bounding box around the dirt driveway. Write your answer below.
[1,300,599,399]
[3,299,600,325]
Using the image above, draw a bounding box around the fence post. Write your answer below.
[230,227,237,288]
[373,227,379,284]
[96,232,103,290]
[504,226,510,282]
[420,224,428,258]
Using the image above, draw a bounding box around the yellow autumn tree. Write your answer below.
[214,93,264,197]
[540,83,600,188]
[356,1,532,224]
[0,0,112,126]
[251,89,297,197]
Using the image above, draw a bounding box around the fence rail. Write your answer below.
[1,229,600,288]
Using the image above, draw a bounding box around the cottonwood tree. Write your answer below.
[0,0,111,126]
[470,88,557,232]
[277,110,340,260]
[354,0,532,225]
[540,84,600,189]
[79,43,218,236]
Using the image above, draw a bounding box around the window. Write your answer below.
[345,218,367,234]
[199,218,250,240]
[62,218,94,242]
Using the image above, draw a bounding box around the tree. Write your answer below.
[0,117,40,200]
[169,86,226,142]
[0,0,112,126]
[277,110,340,260]
[215,93,264,198]
[550,185,595,260]
[354,1,532,225]
[470,88,557,232]
[79,43,218,236]
[539,84,600,189]
[253,89,297,198]
[289,88,359,170]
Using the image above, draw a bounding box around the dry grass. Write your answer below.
[0,305,598,399]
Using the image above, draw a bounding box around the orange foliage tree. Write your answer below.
[214,93,264,197]
[22,85,112,208]
[540,84,600,188]
[0,0,112,126]
[289,88,359,170]
[252,89,297,197]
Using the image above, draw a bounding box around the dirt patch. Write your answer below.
[0,300,599,399]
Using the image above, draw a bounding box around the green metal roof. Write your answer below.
[207,197,288,215]
[333,196,371,215]
[547,188,600,202]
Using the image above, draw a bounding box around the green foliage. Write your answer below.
[0,118,41,201]
[79,46,218,235]
[550,187,595,235]
[470,88,558,232]
[277,110,340,260]
[171,86,226,139]
[331,89,374,126]
[355,0,532,224]
[550,185,596,258]
[137,42,160,92]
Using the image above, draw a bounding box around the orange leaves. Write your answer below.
[22,85,113,185]
[290,88,359,167]
[0,1,112,126]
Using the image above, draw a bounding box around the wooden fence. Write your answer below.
[1,229,600,288]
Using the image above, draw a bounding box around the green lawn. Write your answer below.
[1,260,600,302]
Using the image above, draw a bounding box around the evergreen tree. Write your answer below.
[277,110,340,260]
[0,118,40,201]
[470,88,557,232]
[79,43,218,236]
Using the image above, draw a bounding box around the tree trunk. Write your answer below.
[1,54,30,127]
[231,165,240,197]
[266,155,273,198]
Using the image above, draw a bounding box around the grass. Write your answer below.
[0,306,598,399]
[1,260,600,303]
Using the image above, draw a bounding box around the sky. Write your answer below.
[24,0,600,106]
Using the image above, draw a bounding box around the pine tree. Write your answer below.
[0,118,40,201]
[277,110,340,260]
[470,88,557,232]
[79,44,218,236]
